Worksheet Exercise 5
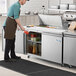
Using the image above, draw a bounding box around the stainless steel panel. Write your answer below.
[64,37,76,66]
[2,29,5,51]
[42,34,62,64]
[64,34,76,38]
[15,31,24,54]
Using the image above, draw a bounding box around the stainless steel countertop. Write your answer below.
[24,26,66,34]
[64,30,76,35]
[24,26,76,36]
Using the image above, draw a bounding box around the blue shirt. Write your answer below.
[3,1,21,26]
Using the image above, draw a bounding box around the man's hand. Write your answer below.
[24,30,29,35]
[21,26,25,31]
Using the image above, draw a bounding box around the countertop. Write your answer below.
[24,26,76,36]
[64,30,76,36]
[24,26,66,34]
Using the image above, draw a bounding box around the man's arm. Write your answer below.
[15,18,25,31]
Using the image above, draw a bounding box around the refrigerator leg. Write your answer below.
[61,64,64,67]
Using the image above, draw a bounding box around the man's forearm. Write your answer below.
[15,18,22,28]
[15,18,25,31]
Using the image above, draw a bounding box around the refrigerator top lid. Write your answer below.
[38,14,62,27]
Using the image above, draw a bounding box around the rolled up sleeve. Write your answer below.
[14,5,20,19]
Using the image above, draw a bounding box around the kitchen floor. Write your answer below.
[0,36,76,76]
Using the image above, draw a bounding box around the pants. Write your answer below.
[4,38,16,60]
[3,26,16,60]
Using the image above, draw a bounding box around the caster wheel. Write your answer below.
[61,64,64,67]
[69,65,72,68]
[27,55,30,58]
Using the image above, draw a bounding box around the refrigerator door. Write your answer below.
[42,33,62,64]
[63,34,76,66]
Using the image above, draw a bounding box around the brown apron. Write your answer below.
[4,10,20,39]
[4,17,17,39]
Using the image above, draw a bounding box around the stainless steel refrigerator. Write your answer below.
[63,31,76,67]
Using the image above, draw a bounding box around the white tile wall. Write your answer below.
[48,0,73,7]
[0,0,7,13]
[19,16,26,26]
[73,0,76,4]
[48,0,60,6]
[48,0,74,14]
[7,0,74,14]
[19,15,39,26]
[61,0,73,4]
[22,0,48,13]
[7,0,48,14]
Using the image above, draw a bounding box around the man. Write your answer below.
[3,0,27,62]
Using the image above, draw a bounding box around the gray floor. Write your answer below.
[0,36,76,76]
